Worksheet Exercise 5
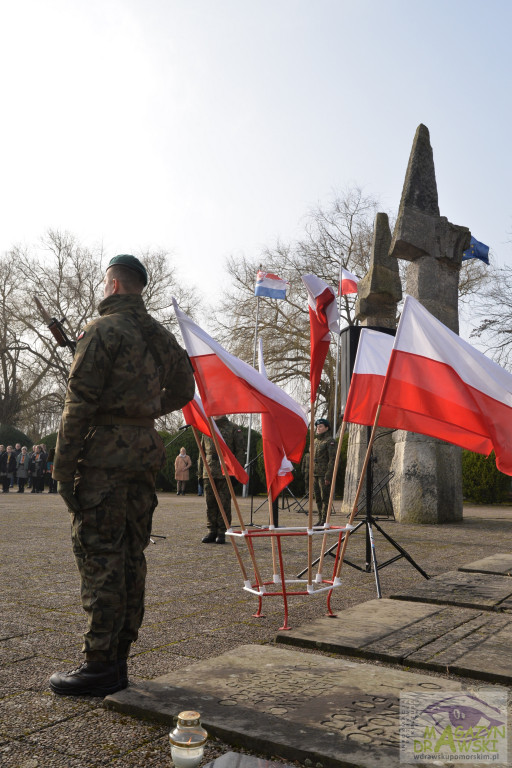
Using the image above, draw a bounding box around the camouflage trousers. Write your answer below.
[72,467,158,661]
[204,477,231,533]
[313,476,331,522]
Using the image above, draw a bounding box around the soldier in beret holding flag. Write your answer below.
[302,418,337,527]
[50,254,194,697]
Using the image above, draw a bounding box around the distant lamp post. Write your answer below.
[169,710,208,768]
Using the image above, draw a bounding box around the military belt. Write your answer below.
[93,415,155,428]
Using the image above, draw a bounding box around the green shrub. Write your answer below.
[0,424,34,449]
[40,432,58,451]
[462,450,510,504]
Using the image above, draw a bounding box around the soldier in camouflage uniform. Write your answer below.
[197,416,245,544]
[49,254,194,697]
[302,418,337,526]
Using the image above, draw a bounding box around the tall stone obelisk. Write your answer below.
[342,212,401,515]
[389,124,471,523]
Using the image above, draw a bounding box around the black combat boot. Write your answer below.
[201,531,217,543]
[215,533,226,544]
[49,661,127,697]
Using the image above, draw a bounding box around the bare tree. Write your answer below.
[1,231,199,436]
[470,263,512,368]
[213,187,381,421]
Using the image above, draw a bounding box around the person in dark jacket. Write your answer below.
[28,445,47,493]
[0,446,17,492]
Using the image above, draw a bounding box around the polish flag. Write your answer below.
[258,339,294,501]
[173,300,308,465]
[339,268,359,296]
[182,393,249,485]
[378,295,509,469]
[302,274,340,403]
[343,329,394,425]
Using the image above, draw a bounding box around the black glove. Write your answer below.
[57,480,80,513]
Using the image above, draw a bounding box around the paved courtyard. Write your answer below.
[1,490,512,766]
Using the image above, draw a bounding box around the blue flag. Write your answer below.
[462,237,489,265]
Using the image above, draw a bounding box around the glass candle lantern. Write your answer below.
[169,710,208,768]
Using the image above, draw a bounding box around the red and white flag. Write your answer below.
[182,393,249,485]
[378,295,511,470]
[258,339,294,501]
[338,268,359,296]
[173,299,308,465]
[301,273,340,403]
[344,329,394,425]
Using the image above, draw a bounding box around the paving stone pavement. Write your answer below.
[2,492,512,766]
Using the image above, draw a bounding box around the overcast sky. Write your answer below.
[1,0,511,307]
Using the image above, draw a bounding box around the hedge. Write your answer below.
[462,450,511,504]
[0,424,34,449]
[156,425,265,495]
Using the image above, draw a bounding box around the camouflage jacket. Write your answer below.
[197,417,245,480]
[301,430,337,481]
[53,293,195,481]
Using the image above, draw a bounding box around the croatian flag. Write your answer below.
[344,329,394,425]
[302,273,340,403]
[258,339,294,501]
[378,295,512,471]
[255,271,290,299]
[173,299,308,466]
[338,268,359,296]
[182,393,249,485]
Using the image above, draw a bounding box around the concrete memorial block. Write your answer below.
[106,644,476,768]
[459,554,512,576]
[277,597,512,684]
[389,124,471,524]
[343,213,400,517]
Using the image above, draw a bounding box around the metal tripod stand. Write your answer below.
[297,427,429,596]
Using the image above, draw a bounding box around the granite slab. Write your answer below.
[277,598,512,684]
[459,553,512,576]
[106,643,480,768]
[390,570,512,610]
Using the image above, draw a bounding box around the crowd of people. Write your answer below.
[0,443,57,494]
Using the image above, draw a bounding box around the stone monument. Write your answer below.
[342,212,402,515]
[389,124,471,523]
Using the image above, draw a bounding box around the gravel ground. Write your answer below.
[1,490,512,767]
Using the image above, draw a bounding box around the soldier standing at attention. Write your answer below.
[50,254,195,697]
[198,416,245,544]
[302,418,337,527]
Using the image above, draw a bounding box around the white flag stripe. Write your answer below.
[173,298,308,423]
[341,267,359,283]
[354,330,394,376]
[396,296,512,408]
[302,273,340,336]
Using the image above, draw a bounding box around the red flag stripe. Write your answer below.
[377,296,512,473]
[182,396,249,485]
[192,353,306,464]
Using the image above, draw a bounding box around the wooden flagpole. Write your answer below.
[267,492,278,578]
[206,416,263,587]
[334,405,382,579]
[307,402,316,587]
[191,426,249,581]
[315,418,347,579]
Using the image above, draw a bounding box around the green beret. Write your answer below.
[107,254,148,286]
